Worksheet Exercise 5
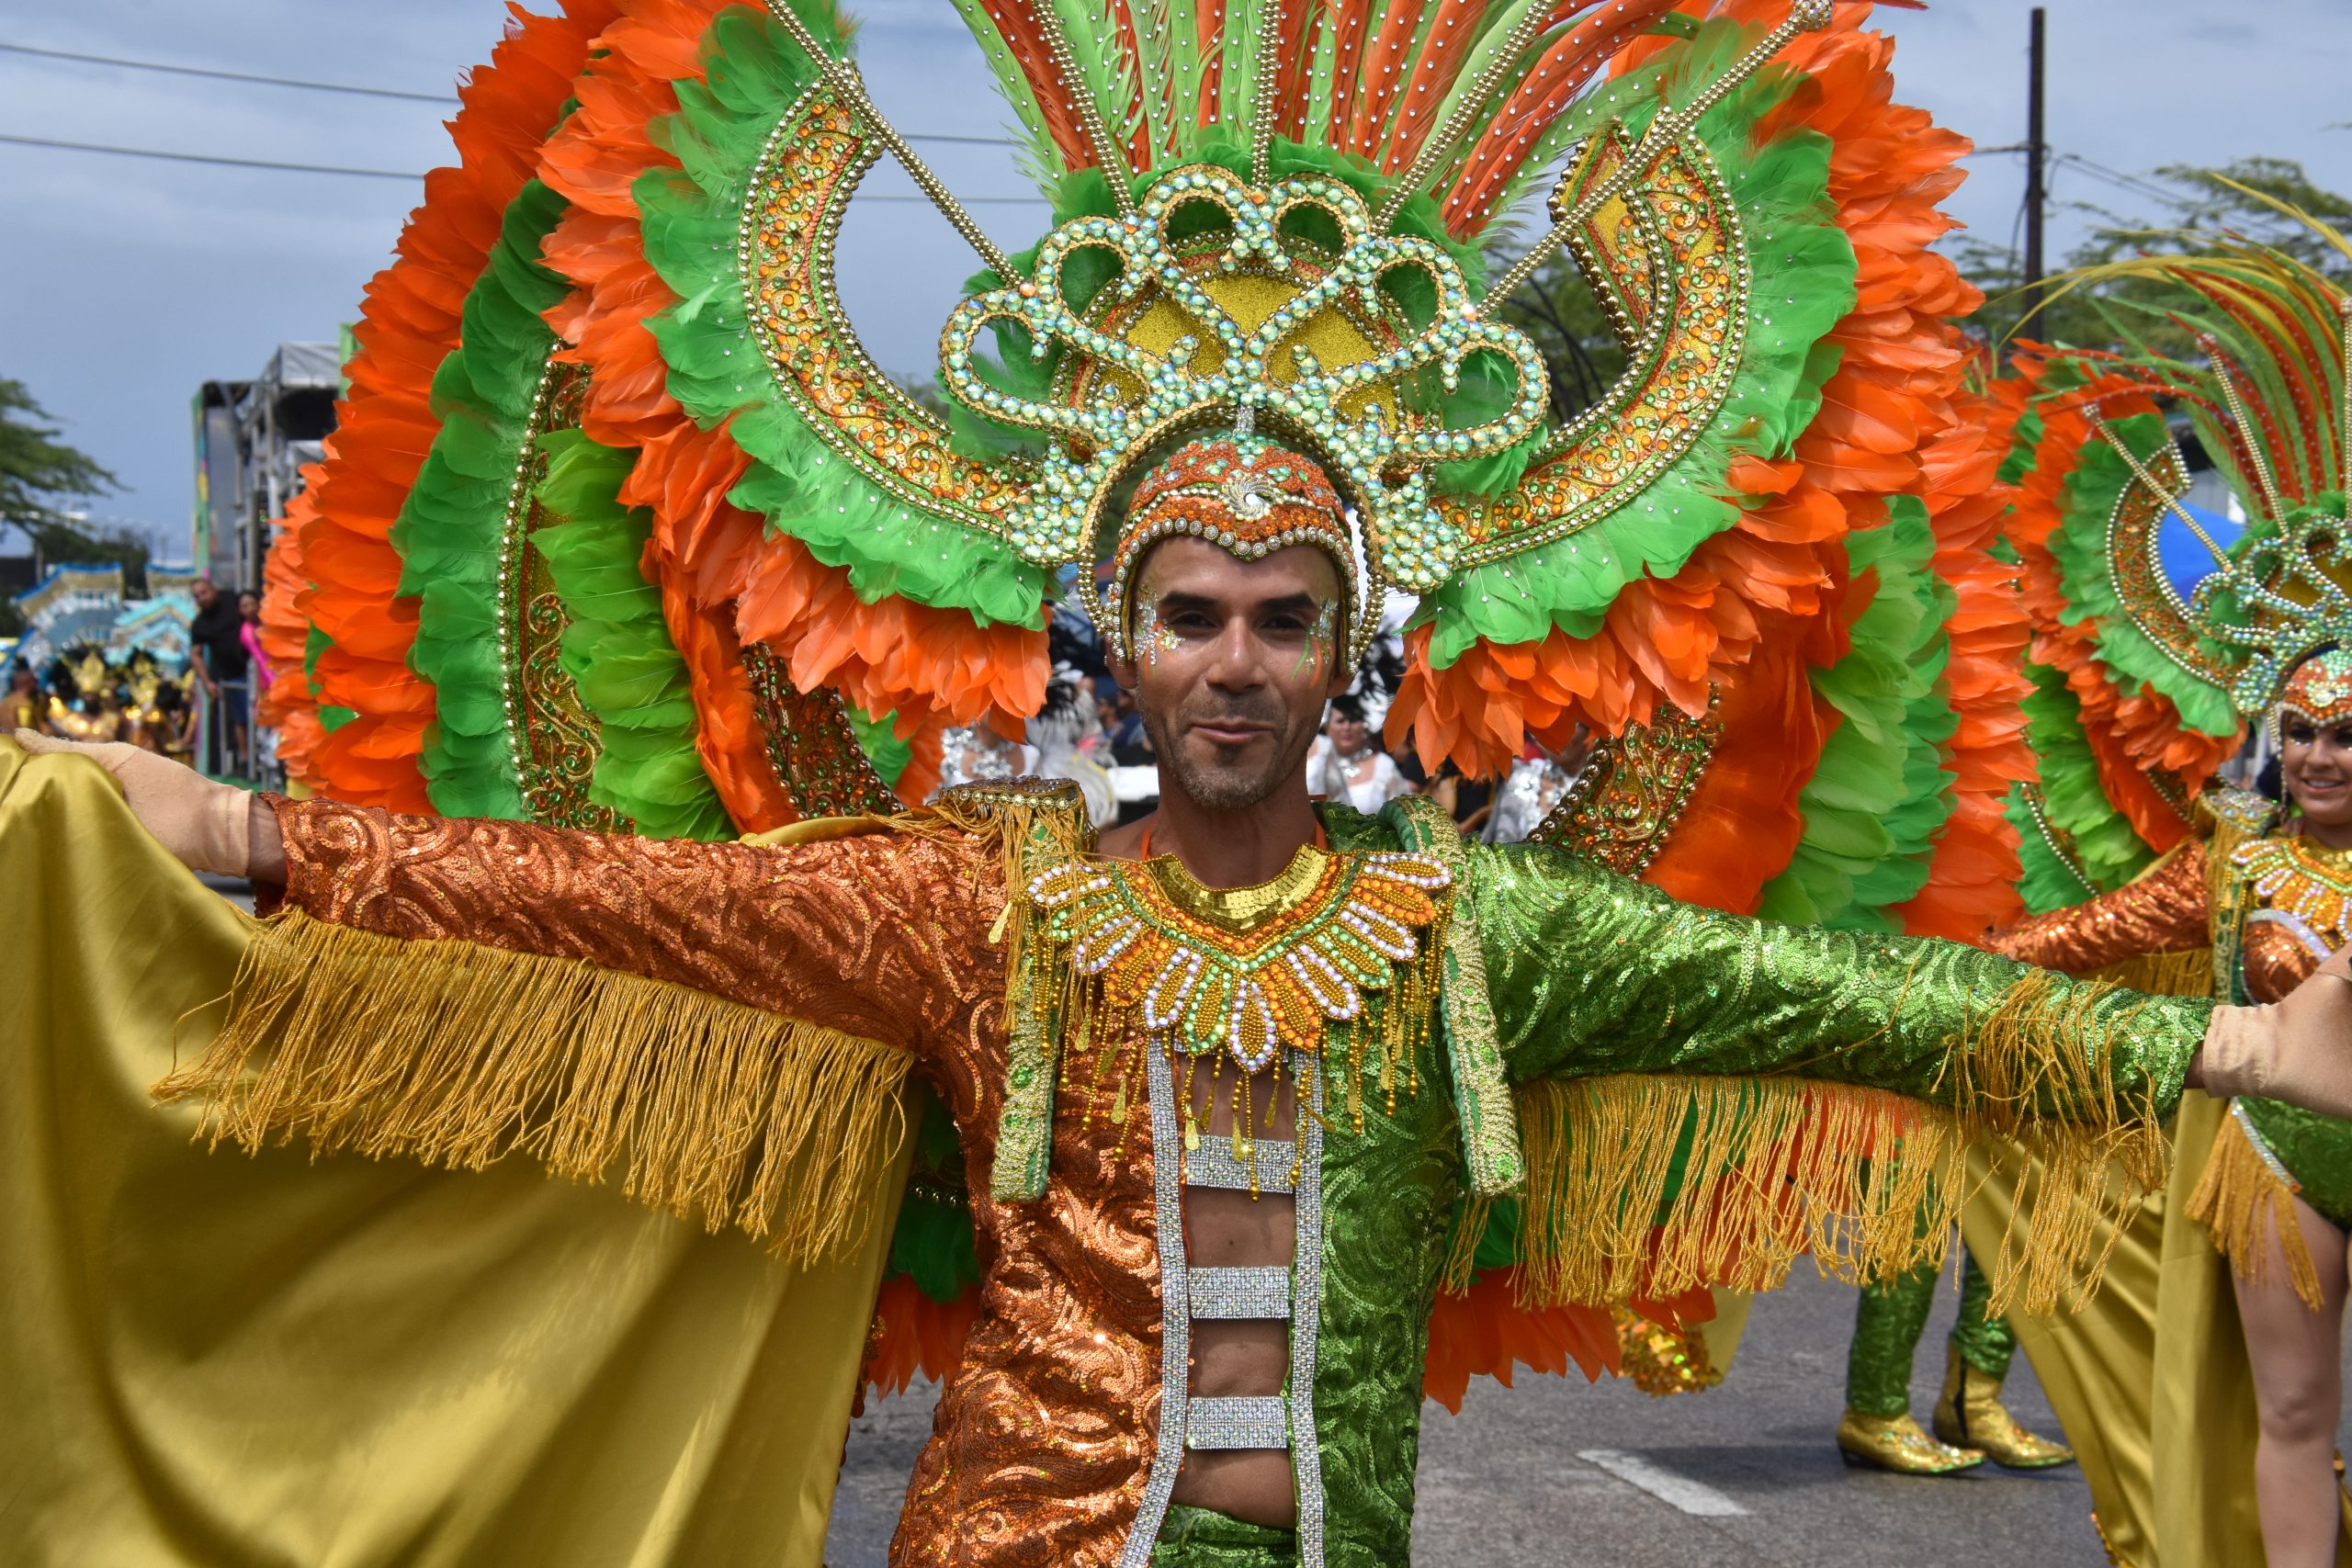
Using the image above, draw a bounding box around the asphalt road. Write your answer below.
[823,1262,2274,1567]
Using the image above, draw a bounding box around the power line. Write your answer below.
[0,39,1021,146]
[2053,152,2183,211]
[0,130,1047,201]
[0,132,422,180]
[0,40,456,103]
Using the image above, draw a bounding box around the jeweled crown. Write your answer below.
[937,164,1551,615]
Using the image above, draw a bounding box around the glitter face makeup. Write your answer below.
[1131,581,1187,669]
[1294,596,1339,680]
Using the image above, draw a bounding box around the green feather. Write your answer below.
[532,430,736,841]
[392,178,574,821]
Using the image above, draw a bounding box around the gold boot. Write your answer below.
[1931,1345,2074,1470]
[1836,1409,1984,1474]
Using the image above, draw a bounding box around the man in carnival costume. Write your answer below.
[14,3,2352,1568]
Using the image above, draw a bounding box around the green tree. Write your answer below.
[0,378,139,634]
[1492,251,1629,424]
[1954,156,2352,354]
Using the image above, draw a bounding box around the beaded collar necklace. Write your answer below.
[2233,835,2352,940]
[1025,833,1451,1167]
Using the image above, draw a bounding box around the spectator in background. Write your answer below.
[5,661,41,736]
[1306,694,1408,813]
[239,592,280,784]
[188,579,251,775]
[238,592,274,691]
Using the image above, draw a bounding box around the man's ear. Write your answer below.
[1106,651,1140,694]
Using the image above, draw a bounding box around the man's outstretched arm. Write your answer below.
[16,729,990,1055]
[1476,842,2209,1111]
[13,729,979,1264]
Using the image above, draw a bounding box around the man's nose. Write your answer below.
[1204,620,1266,686]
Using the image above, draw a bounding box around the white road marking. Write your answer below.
[1575,1450,1750,1517]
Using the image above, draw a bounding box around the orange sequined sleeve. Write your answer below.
[2242,916,2328,1005]
[269,797,997,1054]
[1985,840,2211,976]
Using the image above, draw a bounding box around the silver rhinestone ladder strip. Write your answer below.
[1116,1046,1328,1567]
[1190,1266,1293,1320]
[1185,1396,1289,1450]
[1289,1049,1328,1564]
[1183,1136,1297,1193]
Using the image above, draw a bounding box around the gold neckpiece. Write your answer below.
[2234,834,2352,940]
[1026,843,1451,1074]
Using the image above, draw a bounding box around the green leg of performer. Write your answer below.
[1838,1248,2075,1473]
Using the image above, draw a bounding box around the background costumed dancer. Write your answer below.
[9,1,2346,1564]
[1984,218,2352,1568]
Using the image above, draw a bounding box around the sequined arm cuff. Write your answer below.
[1984,840,2211,974]
[270,795,994,1051]
[1480,842,2211,1114]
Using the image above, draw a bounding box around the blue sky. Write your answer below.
[2,0,2346,565]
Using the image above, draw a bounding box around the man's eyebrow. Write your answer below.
[1148,589,1324,614]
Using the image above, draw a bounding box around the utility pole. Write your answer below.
[2019,6,2048,338]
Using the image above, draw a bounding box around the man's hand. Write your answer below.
[2198,949,2352,1117]
[14,729,262,878]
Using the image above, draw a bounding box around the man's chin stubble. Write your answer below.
[1165,757,1278,812]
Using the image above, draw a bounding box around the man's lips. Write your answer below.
[1191,720,1273,745]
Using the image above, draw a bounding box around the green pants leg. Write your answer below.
[1847,1244,2016,1415]
[1847,1256,1939,1416]
[1949,1247,2017,1381]
[1151,1505,1297,1568]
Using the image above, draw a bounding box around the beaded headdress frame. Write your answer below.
[2078,277,2352,722]
[741,0,1832,665]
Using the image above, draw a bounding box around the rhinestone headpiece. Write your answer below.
[937,163,1550,619]
[1103,435,1361,665]
[2276,646,2352,732]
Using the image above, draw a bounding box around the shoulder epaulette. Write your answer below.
[933,775,1086,820]
[2196,781,2277,840]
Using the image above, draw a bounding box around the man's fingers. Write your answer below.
[14,728,72,754]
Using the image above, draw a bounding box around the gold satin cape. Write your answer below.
[1967,1114,2352,1567]
[0,741,905,1566]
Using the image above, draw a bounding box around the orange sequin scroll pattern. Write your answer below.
[2243,917,2327,1005]
[272,798,985,1048]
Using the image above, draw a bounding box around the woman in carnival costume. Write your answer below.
[11,3,2352,1565]
[1984,229,2352,1568]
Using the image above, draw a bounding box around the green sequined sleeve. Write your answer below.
[1469,842,2208,1116]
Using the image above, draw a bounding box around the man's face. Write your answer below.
[1112,536,1350,812]
[192,581,217,610]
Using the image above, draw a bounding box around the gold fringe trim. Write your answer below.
[2185,1106,2324,1310]
[2089,946,2214,998]
[1480,972,2170,1319]
[157,911,913,1266]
